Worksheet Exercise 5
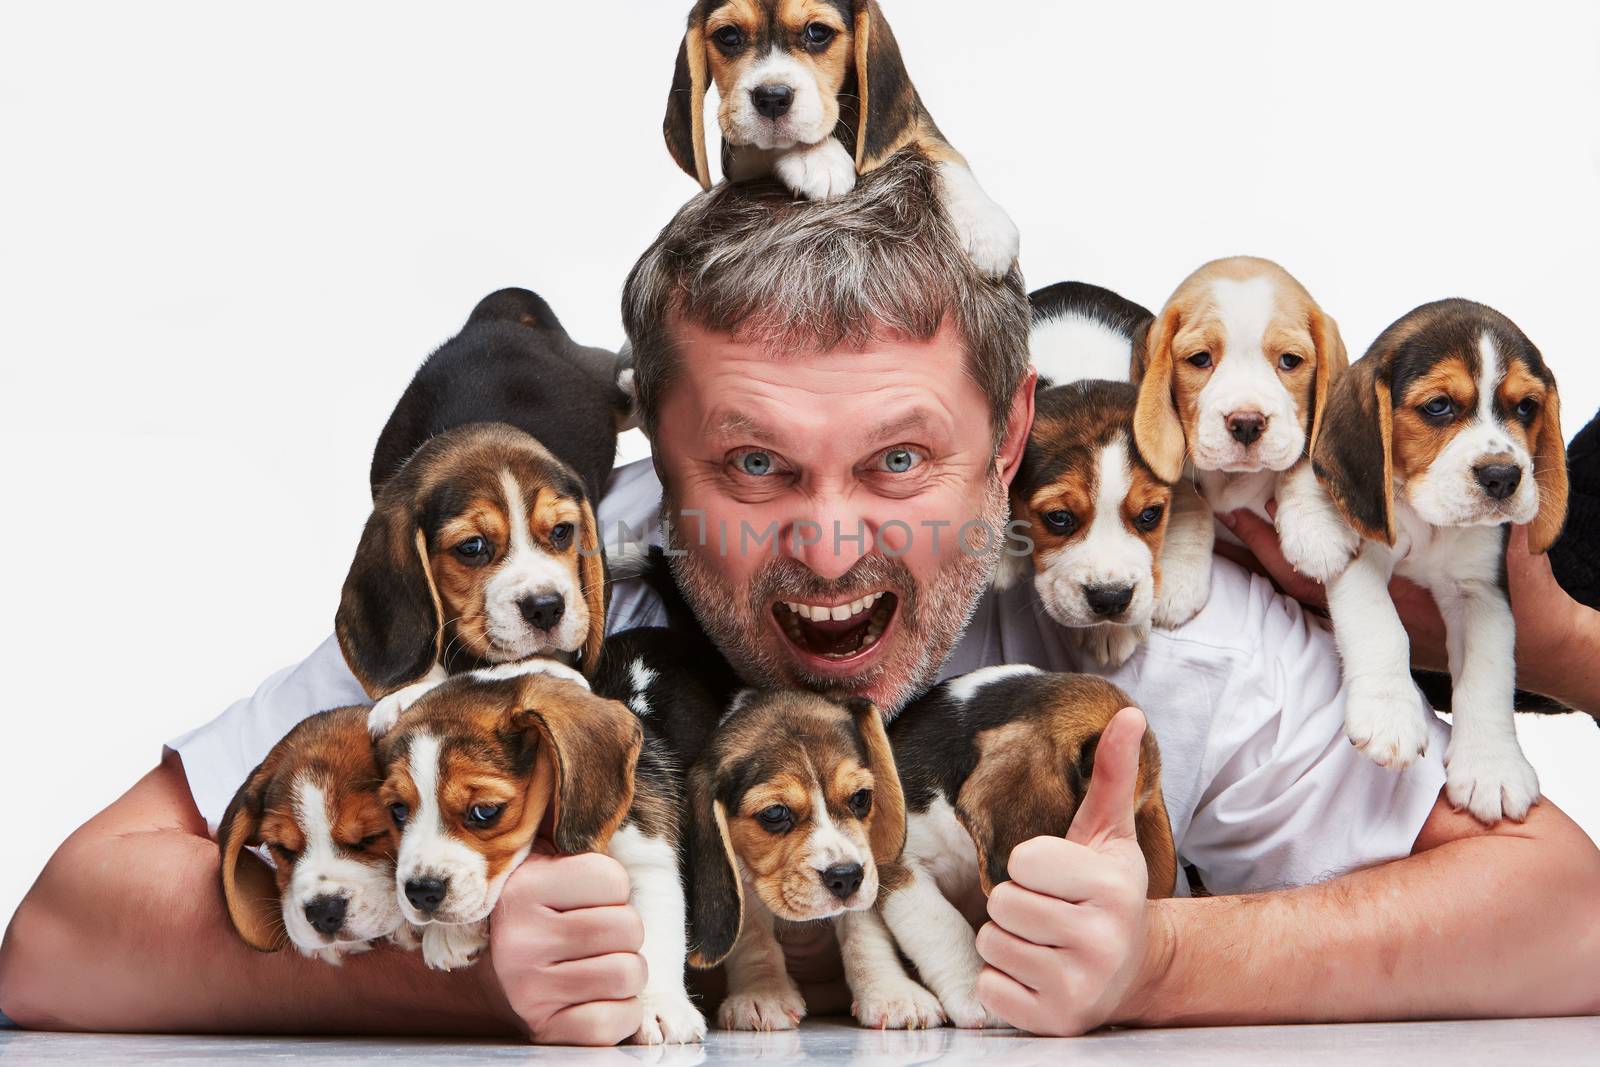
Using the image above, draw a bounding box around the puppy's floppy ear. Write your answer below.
[685,761,743,968]
[576,499,607,676]
[1311,351,1396,545]
[851,0,916,172]
[217,763,286,953]
[1133,305,1188,484]
[664,7,711,190]
[513,682,641,854]
[1528,382,1569,554]
[1307,304,1350,454]
[336,494,443,699]
[840,697,905,864]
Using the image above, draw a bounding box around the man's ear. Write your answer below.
[335,491,443,699]
[1311,352,1396,545]
[217,764,286,952]
[512,685,642,854]
[997,367,1038,485]
[664,8,711,190]
[840,697,905,864]
[576,499,607,676]
[685,762,743,968]
[1528,383,1569,554]
[851,0,916,172]
[1133,305,1187,484]
[1307,304,1350,454]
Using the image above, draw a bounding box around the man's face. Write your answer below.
[652,319,1031,713]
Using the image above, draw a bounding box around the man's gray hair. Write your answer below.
[621,151,1030,446]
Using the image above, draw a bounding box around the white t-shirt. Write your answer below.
[169,458,1449,897]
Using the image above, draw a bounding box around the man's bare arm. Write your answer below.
[0,752,644,1042]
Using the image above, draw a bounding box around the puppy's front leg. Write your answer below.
[1327,544,1431,768]
[838,906,944,1030]
[716,894,806,1031]
[880,864,1004,1029]
[1274,463,1361,583]
[368,663,449,737]
[420,920,487,971]
[773,138,858,201]
[1152,479,1215,628]
[1431,573,1538,823]
[609,829,706,1045]
[936,159,1020,279]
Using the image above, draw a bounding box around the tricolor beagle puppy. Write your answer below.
[664,0,1019,277]
[338,422,607,734]
[1280,299,1568,823]
[683,688,907,1032]
[999,283,1214,668]
[858,665,1176,1029]
[1133,257,1354,582]
[218,706,412,963]
[374,668,643,971]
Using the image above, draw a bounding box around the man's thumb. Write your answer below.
[1065,706,1146,847]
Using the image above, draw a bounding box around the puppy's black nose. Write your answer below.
[1227,412,1266,445]
[405,877,448,915]
[519,593,566,631]
[751,84,794,119]
[821,863,864,900]
[1474,463,1522,501]
[304,895,348,936]
[1084,584,1135,618]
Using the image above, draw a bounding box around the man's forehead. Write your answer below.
[706,404,946,448]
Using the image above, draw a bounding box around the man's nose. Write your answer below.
[785,505,873,581]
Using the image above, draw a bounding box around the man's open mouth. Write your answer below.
[773,592,898,660]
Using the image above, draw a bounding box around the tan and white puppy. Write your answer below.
[665,0,1019,276]
[337,423,606,734]
[1001,283,1213,667]
[1134,256,1353,580]
[374,670,641,970]
[1283,299,1567,823]
[684,689,909,1032]
[218,707,411,963]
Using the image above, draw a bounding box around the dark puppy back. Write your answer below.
[370,288,628,503]
[1029,281,1153,338]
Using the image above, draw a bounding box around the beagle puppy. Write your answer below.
[374,667,643,970]
[1282,299,1568,823]
[999,282,1214,668]
[218,706,412,963]
[683,688,907,1032]
[338,422,607,733]
[858,664,1176,1029]
[664,1,1019,277]
[1133,256,1354,582]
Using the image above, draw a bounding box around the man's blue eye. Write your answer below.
[883,449,919,473]
[740,452,774,476]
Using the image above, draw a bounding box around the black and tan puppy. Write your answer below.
[664,0,1019,276]
[218,707,412,963]
[855,665,1175,1029]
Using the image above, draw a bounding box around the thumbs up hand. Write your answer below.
[974,706,1162,1036]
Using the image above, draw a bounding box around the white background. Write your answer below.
[2,1,1598,931]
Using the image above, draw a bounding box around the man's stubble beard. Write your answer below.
[660,470,1009,715]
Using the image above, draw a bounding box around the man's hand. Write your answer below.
[974,706,1163,1036]
[480,851,646,1045]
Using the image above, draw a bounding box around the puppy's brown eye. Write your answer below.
[550,522,575,550]
[348,833,386,853]
[1278,354,1303,371]
[847,789,872,818]
[454,536,492,565]
[756,804,794,833]
[1421,396,1456,422]
[466,803,504,828]
[1187,352,1213,369]
[1135,505,1164,531]
[270,843,299,864]
[803,22,835,48]
[1043,510,1076,535]
[1515,397,1539,421]
[389,802,410,827]
[713,26,743,51]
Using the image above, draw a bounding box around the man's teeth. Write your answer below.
[783,592,884,623]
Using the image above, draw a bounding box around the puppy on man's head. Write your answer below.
[664,0,1020,277]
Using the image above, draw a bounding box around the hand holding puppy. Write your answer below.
[974,706,1161,1036]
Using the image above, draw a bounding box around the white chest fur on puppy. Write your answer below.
[1276,299,1569,824]
[664,1,1019,277]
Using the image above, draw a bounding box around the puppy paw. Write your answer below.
[716,981,806,1031]
[1275,498,1361,583]
[1152,559,1211,629]
[1445,737,1540,824]
[386,923,423,952]
[853,977,945,1030]
[1066,622,1147,669]
[939,169,1019,278]
[939,988,1007,1030]
[774,139,857,201]
[367,671,448,737]
[420,921,486,971]
[1344,680,1430,769]
[633,988,708,1045]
